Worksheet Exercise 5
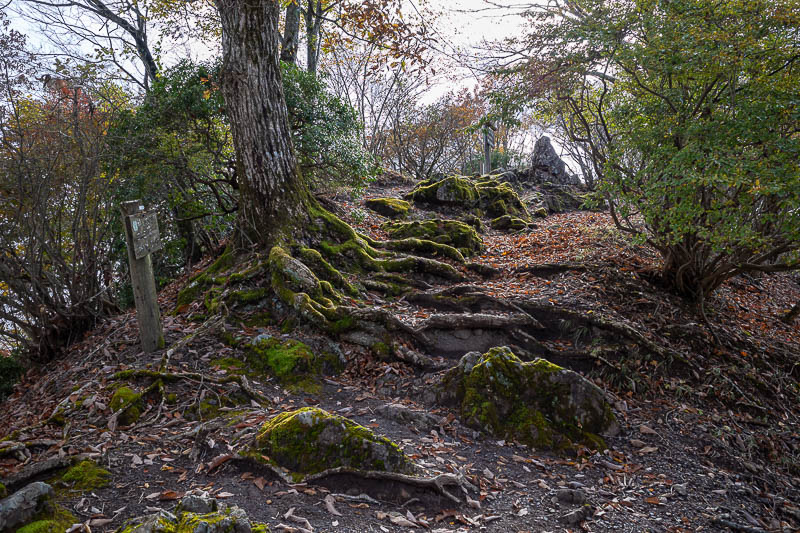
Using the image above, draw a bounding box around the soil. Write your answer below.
[1,175,799,533]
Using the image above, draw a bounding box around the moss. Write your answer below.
[60,460,110,491]
[228,288,271,305]
[448,347,612,452]
[176,274,211,309]
[382,238,465,262]
[364,198,410,218]
[490,215,529,231]
[16,503,76,533]
[242,311,274,328]
[252,523,271,533]
[253,407,412,478]
[297,247,358,295]
[329,316,357,334]
[383,219,482,257]
[533,206,548,218]
[405,176,479,205]
[371,342,392,360]
[206,245,236,275]
[46,410,66,427]
[109,386,143,426]
[0,481,6,498]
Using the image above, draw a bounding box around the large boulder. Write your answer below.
[251,407,414,478]
[438,347,618,451]
[530,136,580,186]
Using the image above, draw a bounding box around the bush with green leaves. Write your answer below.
[281,61,379,193]
[506,0,800,301]
[0,352,24,402]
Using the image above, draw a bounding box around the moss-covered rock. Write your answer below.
[252,407,414,479]
[404,175,530,222]
[438,347,618,452]
[120,506,261,533]
[109,386,143,426]
[404,176,479,205]
[364,198,410,218]
[13,501,76,533]
[490,215,530,231]
[0,482,6,498]
[383,219,482,257]
[60,460,110,492]
[247,336,320,389]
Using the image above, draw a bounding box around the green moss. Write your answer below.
[46,410,66,427]
[405,176,479,205]
[252,523,271,533]
[109,386,142,426]
[253,407,412,478]
[60,460,110,491]
[371,342,392,360]
[242,311,274,328]
[382,238,465,262]
[382,219,483,257]
[228,288,271,305]
[449,347,612,452]
[490,215,529,231]
[175,274,211,309]
[206,245,236,275]
[364,198,410,218]
[16,503,76,533]
[0,481,6,498]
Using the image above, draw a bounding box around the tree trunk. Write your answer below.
[304,0,322,75]
[280,1,300,64]
[215,0,309,247]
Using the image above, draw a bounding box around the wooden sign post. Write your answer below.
[483,121,496,175]
[121,200,164,352]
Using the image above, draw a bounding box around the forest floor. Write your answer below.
[1,176,799,533]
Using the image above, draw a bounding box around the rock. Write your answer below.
[490,215,529,231]
[122,505,260,533]
[559,506,592,526]
[437,347,618,451]
[531,136,580,186]
[376,403,443,432]
[557,488,587,504]
[0,482,54,531]
[178,491,218,514]
[383,219,482,257]
[403,175,530,222]
[364,198,410,219]
[251,407,415,478]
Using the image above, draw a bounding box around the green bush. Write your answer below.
[0,352,24,402]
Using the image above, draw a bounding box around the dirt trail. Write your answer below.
[1,179,799,532]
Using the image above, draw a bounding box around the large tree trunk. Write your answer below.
[280,1,300,64]
[215,0,309,247]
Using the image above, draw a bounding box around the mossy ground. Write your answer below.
[252,407,411,478]
[59,460,111,492]
[14,503,76,533]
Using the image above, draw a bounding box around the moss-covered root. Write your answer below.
[269,246,342,327]
[382,219,483,257]
[251,407,414,479]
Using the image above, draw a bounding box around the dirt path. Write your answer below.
[1,178,798,532]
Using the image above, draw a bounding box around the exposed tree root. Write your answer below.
[110,369,269,406]
[303,467,477,505]
[1,454,90,491]
[513,262,598,276]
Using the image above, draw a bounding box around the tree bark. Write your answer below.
[304,0,323,75]
[280,1,300,64]
[215,0,309,247]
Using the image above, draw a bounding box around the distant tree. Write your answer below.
[0,17,124,359]
[507,0,800,302]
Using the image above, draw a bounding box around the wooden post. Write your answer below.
[120,200,164,352]
[483,121,496,175]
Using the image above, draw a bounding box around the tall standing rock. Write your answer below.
[531,136,580,186]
